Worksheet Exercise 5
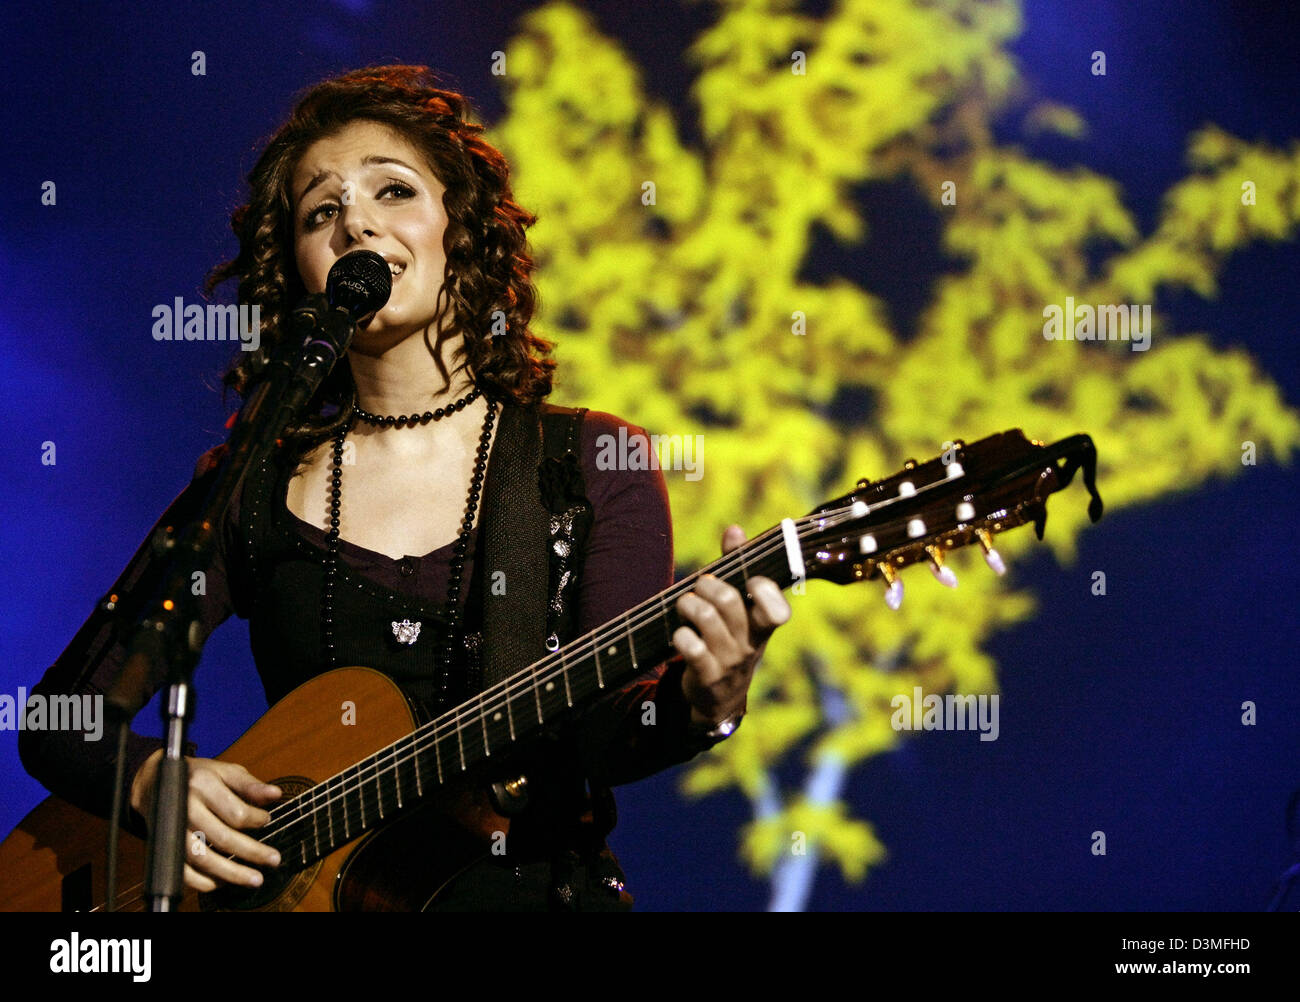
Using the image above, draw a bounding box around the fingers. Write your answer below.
[719,523,792,636]
[183,760,283,889]
[195,763,277,827]
[680,577,753,661]
[674,570,756,723]
[183,862,218,894]
[673,524,796,728]
[187,797,279,889]
[214,761,283,807]
[672,623,720,684]
[720,523,747,555]
[747,577,791,638]
[677,523,793,657]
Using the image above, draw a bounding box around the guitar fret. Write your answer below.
[341,772,351,840]
[393,744,403,810]
[283,797,297,862]
[293,793,307,865]
[414,745,423,798]
[357,766,367,830]
[595,640,606,689]
[655,592,667,655]
[480,695,492,757]
[308,784,321,858]
[375,758,385,820]
[434,733,444,783]
[455,715,466,771]
[533,674,543,724]
[323,780,335,849]
[560,648,572,707]
[504,688,516,741]
[625,613,638,672]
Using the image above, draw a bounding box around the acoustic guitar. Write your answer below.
[0,429,1102,911]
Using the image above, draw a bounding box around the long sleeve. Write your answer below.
[568,412,717,786]
[17,445,241,837]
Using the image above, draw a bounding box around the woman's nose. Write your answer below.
[342,201,380,244]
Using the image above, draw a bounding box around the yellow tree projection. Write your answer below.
[490,0,1300,906]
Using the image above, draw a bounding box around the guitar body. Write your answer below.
[0,667,506,912]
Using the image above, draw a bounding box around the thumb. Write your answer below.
[721,524,747,554]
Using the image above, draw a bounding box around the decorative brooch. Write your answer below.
[391,619,422,645]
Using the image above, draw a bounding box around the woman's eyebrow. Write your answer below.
[296,169,337,205]
[362,155,419,172]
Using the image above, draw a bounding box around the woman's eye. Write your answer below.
[379,182,415,199]
[303,202,337,229]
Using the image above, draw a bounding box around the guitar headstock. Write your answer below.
[799,431,1103,607]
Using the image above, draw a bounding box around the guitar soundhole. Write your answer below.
[198,776,322,912]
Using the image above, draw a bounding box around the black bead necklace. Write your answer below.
[352,385,482,427]
[321,385,496,710]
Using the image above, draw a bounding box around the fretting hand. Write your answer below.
[674,525,792,731]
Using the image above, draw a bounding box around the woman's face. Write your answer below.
[291,119,451,342]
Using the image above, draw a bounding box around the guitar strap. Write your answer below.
[478,402,548,688]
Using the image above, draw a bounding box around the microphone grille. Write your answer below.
[326,250,393,319]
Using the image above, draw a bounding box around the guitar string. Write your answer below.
[99,468,980,910]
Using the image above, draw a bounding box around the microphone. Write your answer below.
[228,250,393,453]
[292,249,393,367]
[326,249,392,321]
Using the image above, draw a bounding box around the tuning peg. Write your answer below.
[881,564,904,610]
[926,546,958,588]
[976,529,1006,576]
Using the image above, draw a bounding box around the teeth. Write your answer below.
[388,261,404,276]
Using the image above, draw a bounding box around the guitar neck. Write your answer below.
[265,521,801,868]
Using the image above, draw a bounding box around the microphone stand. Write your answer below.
[106,297,358,911]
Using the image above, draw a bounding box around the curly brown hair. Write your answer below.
[207,64,554,455]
